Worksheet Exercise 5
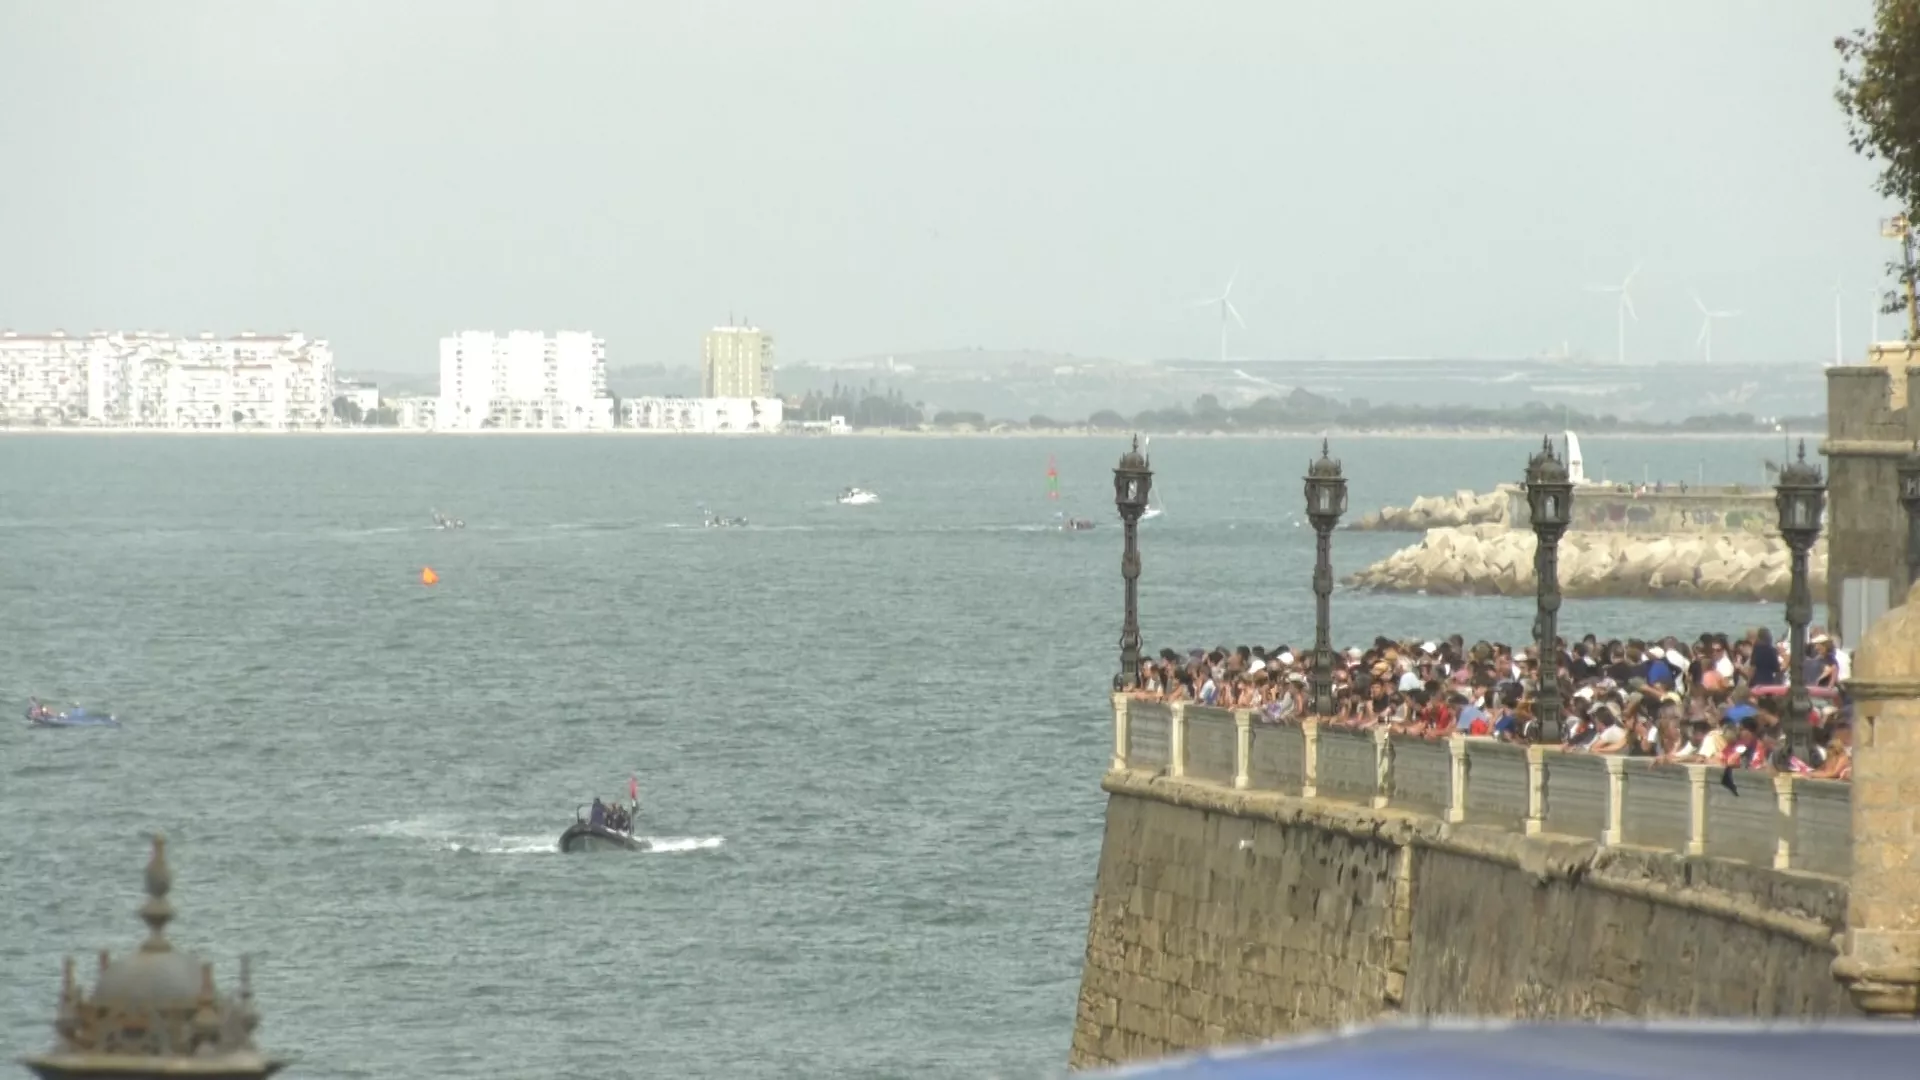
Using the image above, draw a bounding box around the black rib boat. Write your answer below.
[558,804,649,853]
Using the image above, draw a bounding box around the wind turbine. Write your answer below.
[1833,281,1846,365]
[1190,268,1246,364]
[1585,264,1640,364]
[1693,293,1741,364]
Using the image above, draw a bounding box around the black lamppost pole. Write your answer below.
[1524,436,1574,744]
[1774,440,1826,762]
[1899,440,1920,591]
[1304,439,1348,716]
[1113,435,1153,690]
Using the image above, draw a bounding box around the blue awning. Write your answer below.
[1085,1019,1920,1079]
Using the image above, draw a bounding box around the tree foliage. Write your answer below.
[1836,5,1920,208]
[1837,4,1920,325]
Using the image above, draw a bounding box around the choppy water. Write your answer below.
[0,432,1813,1079]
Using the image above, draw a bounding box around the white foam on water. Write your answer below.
[358,819,722,857]
[446,834,559,855]
[643,835,724,854]
[354,815,464,840]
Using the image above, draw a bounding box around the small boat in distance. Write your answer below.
[1055,512,1096,532]
[431,508,465,530]
[25,698,118,728]
[836,487,879,506]
[559,796,649,853]
[701,509,748,528]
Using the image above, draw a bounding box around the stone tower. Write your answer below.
[1834,580,1920,1017]
[18,835,286,1079]
[1824,359,1920,640]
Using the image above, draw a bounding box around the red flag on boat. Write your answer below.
[629,776,639,801]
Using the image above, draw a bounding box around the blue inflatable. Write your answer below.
[25,703,118,728]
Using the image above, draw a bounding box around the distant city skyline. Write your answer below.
[0,2,1891,372]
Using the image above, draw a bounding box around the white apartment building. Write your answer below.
[0,330,335,429]
[435,330,613,431]
[0,332,100,422]
[701,326,774,398]
[619,395,784,433]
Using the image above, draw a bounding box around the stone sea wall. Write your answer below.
[1069,774,1854,1070]
[1346,523,1828,602]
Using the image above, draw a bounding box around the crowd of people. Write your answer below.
[587,798,634,833]
[1127,628,1853,780]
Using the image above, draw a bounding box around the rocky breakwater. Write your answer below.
[1347,523,1829,601]
[1350,488,1509,531]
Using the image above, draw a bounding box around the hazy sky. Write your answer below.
[0,1,1892,370]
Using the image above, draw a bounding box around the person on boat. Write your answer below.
[26,697,45,722]
[589,798,607,828]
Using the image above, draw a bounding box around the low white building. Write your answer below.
[1,330,335,429]
[619,396,784,433]
[335,379,380,417]
[390,396,438,430]
[797,415,852,435]
[435,330,613,431]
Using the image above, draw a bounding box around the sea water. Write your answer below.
[0,432,1808,1079]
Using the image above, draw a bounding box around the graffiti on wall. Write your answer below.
[1580,498,1774,533]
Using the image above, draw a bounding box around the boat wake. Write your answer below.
[354,817,724,857]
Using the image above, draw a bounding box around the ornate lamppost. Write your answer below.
[1899,440,1920,590]
[1304,438,1348,716]
[1774,439,1827,763]
[1524,436,1574,744]
[1113,435,1153,691]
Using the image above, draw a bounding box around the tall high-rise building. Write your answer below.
[701,325,774,398]
[435,330,611,431]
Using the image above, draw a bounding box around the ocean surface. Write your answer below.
[0,432,1820,1080]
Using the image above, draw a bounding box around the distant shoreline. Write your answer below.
[0,426,1800,442]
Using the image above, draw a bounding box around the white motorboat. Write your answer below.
[836,487,879,506]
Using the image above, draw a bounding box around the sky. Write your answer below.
[0,0,1895,371]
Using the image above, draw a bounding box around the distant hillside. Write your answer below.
[798,348,1132,372]
[337,370,437,396]
[606,364,700,397]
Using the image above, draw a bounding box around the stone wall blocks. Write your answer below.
[1074,783,1862,1071]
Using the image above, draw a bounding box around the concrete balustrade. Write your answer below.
[1111,693,1851,877]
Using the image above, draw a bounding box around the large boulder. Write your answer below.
[1348,487,1512,531]
[1345,527,1831,602]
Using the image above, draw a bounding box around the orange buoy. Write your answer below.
[421,567,439,585]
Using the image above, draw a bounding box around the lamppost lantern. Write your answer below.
[1303,438,1347,716]
[1774,440,1826,538]
[1773,439,1827,765]
[1305,438,1348,526]
[1114,434,1153,520]
[1113,435,1152,691]
[1900,440,1920,587]
[1523,436,1575,745]
[1525,436,1573,533]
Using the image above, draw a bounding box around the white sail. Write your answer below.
[1564,431,1587,485]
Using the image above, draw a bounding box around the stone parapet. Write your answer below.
[1117,701,1851,876]
[1072,698,1860,1070]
